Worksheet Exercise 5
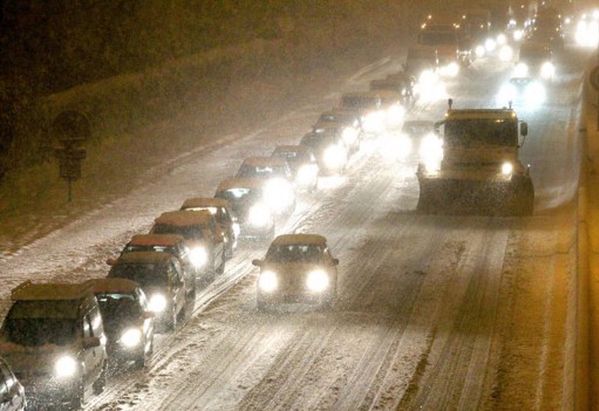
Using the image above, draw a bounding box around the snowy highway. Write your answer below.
[0,44,588,410]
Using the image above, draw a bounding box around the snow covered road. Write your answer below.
[0,46,588,410]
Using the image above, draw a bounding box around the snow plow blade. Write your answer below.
[417,176,534,216]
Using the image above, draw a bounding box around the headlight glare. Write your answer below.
[323,145,347,170]
[264,178,295,212]
[514,62,529,77]
[189,246,208,268]
[120,328,142,348]
[501,162,513,176]
[248,204,271,227]
[259,270,278,293]
[306,270,330,293]
[148,293,167,313]
[540,62,555,79]
[55,355,78,379]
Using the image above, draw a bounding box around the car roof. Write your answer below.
[271,234,327,246]
[241,156,287,167]
[11,281,94,301]
[216,177,264,192]
[273,145,308,154]
[181,197,229,210]
[445,108,517,121]
[85,278,140,294]
[128,234,185,247]
[154,210,213,226]
[114,251,175,265]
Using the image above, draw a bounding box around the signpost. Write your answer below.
[591,66,599,131]
[51,111,90,202]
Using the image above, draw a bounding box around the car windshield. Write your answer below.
[108,263,168,287]
[273,150,298,160]
[418,31,457,45]
[444,119,518,146]
[3,300,79,346]
[152,224,205,240]
[96,293,141,322]
[124,244,174,254]
[237,164,286,179]
[266,244,324,263]
[182,206,218,215]
[216,188,260,203]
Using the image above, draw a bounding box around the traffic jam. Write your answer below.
[0,2,596,410]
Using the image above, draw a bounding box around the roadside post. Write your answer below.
[51,111,90,202]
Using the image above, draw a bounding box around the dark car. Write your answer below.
[179,197,239,258]
[86,279,155,369]
[215,177,275,241]
[370,72,416,107]
[0,281,108,409]
[300,129,348,175]
[151,210,226,276]
[252,234,339,309]
[271,145,319,191]
[107,252,191,331]
[0,358,25,411]
[312,110,362,152]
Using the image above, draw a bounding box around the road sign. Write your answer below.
[51,110,91,143]
[591,66,599,91]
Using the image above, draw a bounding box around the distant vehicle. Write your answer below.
[401,120,437,160]
[514,42,555,81]
[339,91,404,134]
[416,100,534,215]
[404,46,438,77]
[86,278,155,369]
[313,110,362,152]
[417,22,464,74]
[271,145,319,191]
[180,197,239,258]
[107,251,192,331]
[370,73,416,107]
[235,157,296,216]
[214,177,275,241]
[151,210,226,276]
[0,358,26,411]
[300,129,348,175]
[0,281,108,409]
[252,234,339,309]
[116,233,199,285]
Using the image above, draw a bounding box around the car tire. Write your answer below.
[92,363,106,395]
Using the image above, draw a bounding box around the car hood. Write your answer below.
[0,341,77,374]
[263,262,325,277]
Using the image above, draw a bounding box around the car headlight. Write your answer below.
[362,111,385,133]
[514,62,529,77]
[485,38,497,52]
[306,270,330,293]
[540,62,555,79]
[189,246,208,268]
[232,222,241,237]
[120,328,142,349]
[342,127,359,145]
[524,81,546,106]
[55,355,78,379]
[442,62,459,77]
[264,178,295,212]
[501,162,513,176]
[148,293,168,313]
[296,164,318,186]
[497,33,507,45]
[475,45,486,58]
[323,145,347,170]
[499,45,513,62]
[248,204,271,227]
[258,270,278,293]
[386,104,405,126]
[379,133,412,160]
[513,29,524,41]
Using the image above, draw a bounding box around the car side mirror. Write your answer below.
[252,259,263,267]
[520,122,528,137]
[82,336,101,349]
[106,257,117,266]
[332,258,340,266]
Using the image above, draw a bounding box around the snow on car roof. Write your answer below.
[114,251,174,265]
[446,109,517,121]
[85,278,139,294]
[128,234,185,247]
[216,177,264,192]
[181,197,229,210]
[241,157,288,167]
[11,281,94,301]
[272,234,327,246]
[154,210,213,227]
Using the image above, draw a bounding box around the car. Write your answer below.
[0,358,26,411]
[86,278,155,369]
[370,73,416,107]
[235,157,296,216]
[417,21,462,75]
[338,92,385,135]
[401,120,436,159]
[115,233,199,287]
[416,100,534,215]
[404,45,439,77]
[107,251,191,331]
[300,129,348,175]
[271,145,319,191]
[180,197,239,258]
[214,177,275,241]
[0,281,108,409]
[252,234,339,309]
[151,210,226,276]
[513,42,555,81]
[496,77,547,109]
[312,110,362,151]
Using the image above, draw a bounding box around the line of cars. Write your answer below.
[0,3,571,408]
